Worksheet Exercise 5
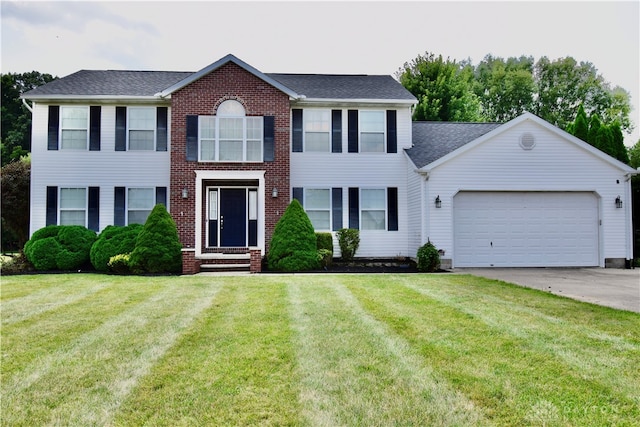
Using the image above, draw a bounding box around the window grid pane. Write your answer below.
[61,107,88,129]
[60,211,86,226]
[60,188,86,226]
[61,130,88,149]
[305,133,330,152]
[129,130,155,150]
[249,190,258,220]
[129,108,155,130]
[360,111,385,132]
[307,211,330,230]
[209,190,218,220]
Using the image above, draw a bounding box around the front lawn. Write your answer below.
[2,274,638,426]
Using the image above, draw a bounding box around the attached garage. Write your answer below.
[453,191,599,267]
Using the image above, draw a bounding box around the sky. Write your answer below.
[2,0,639,146]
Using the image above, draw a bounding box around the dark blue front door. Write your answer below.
[220,189,247,247]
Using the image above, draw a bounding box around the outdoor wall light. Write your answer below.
[615,195,622,209]
[272,187,278,198]
[435,195,442,208]
[182,188,188,199]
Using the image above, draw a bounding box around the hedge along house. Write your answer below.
[23,54,637,273]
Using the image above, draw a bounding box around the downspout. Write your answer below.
[625,172,636,267]
[417,170,430,246]
[22,98,33,113]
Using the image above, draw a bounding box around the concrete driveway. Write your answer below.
[453,268,640,313]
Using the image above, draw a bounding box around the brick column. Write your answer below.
[181,249,201,275]
[250,249,262,273]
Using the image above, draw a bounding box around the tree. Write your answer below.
[572,104,589,142]
[129,204,182,274]
[587,114,602,148]
[268,199,319,271]
[474,55,536,122]
[397,52,482,122]
[1,155,30,250]
[609,122,629,164]
[628,139,640,170]
[1,72,56,166]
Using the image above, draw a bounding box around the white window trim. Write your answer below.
[304,109,331,152]
[360,188,387,230]
[198,115,264,163]
[59,187,88,226]
[304,188,332,231]
[126,187,155,225]
[359,110,386,153]
[127,107,156,151]
[60,106,89,150]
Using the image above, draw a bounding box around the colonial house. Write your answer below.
[23,54,637,273]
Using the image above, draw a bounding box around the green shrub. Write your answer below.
[268,199,319,272]
[316,232,333,251]
[417,241,441,272]
[90,224,143,272]
[129,204,182,274]
[336,228,360,261]
[317,248,333,268]
[24,225,97,271]
[108,253,131,275]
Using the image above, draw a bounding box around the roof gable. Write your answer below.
[412,112,637,174]
[156,54,300,99]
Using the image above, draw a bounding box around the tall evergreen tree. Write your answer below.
[572,104,589,142]
[609,122,629,164]
[587,114,602,148]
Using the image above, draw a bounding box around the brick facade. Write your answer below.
[169,62,291,273]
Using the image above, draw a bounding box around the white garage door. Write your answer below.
[454,192,599,267]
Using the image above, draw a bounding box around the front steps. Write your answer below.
[199,252,252,273]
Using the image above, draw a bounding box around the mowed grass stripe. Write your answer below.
[2,276,167,376]
[348,275,640,426]
[288,276,487,426]
[113,277,302,427]
[2,276,223,427]
[401,275,640,400]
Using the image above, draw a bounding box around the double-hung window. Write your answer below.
[360,111,385,152]
[60,188,87,225]
[305,189,331,230]
[360,189,386,230]
[128,107,155,150]
[199,100,263,162]
[60,107,88,149]
[127,188,155,224]
[304,110,330,152]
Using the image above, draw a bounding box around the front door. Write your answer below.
[220,188,247,247]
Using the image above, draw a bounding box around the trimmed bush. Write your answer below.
[336,228,360,262]
[417,241,441,272]
[90,224,143,272]
[129,204,182,274]
[268,199,319,272]
[317,248,333,269]
[316,232,333,251]
[108,253,131,275]
[24,225,97,271]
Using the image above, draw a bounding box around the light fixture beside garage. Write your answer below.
[435,195,442,208]
[615,196,623,208]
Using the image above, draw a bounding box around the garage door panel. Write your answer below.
[454,192,598,267]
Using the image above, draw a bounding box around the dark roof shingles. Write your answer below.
[407,122,503,168]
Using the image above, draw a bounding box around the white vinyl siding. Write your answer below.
[59,187,87,226]
[128,107,155,150]
[304,110,331,152]
[60,107,88,149]
[305,189,331,230]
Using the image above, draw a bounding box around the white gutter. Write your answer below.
[22,98,33,113]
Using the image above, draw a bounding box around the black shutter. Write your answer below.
[348,110,358,153]
[332,187,343,231]
[186,115,198,161]
[292,109,303,152]
[156,107,168,152]
[386,110,397,154]
[89,106,101,151]
[292,187,304,206]
[387,187,398,231]
[331,110,342,153]
[155,187,167,207]
[114,187,126,226]
[263,116,275,161]
[47,106,59,150]
[348,187,359,229]
[46,186,58,225]
[88,187,100,231]
[115,107,127,151]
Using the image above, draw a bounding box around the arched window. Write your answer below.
[198,100,263,162]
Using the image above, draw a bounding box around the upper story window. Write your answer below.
[128,107,156,150]
[199,100,263,162]
[304,110,331,152]
[60,107,88,149]
[59,187,87,226]
[360,111,385,153]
